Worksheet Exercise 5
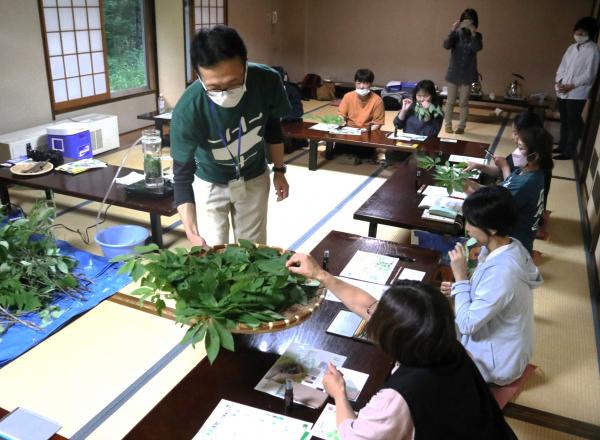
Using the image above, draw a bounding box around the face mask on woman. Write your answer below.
[574,34,589,44]
[511,148,536,168]
[356,88,371,97]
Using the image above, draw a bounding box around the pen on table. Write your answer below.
[322,250,330,271]
[386,254,416,263]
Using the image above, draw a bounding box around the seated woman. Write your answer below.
[393,79,444,138]
[442,186,542,386]
[465,126,553,254]
[287,256,517,439]
[467,112,551,227]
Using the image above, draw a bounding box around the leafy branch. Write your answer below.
[0,203,85,335]
[416,155,478,195]
[114,240,317,364]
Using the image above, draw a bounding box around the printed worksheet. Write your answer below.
[193,399,312,440]
[325,276,389,302]
[339,250,399,285]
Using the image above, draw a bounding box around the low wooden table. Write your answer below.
[282,121,490,171]
[354,148,486,237]
[123,230,440,439]
[0,165,177,247]
[441,93,551,119]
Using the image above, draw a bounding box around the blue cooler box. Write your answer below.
[47,122,93,159]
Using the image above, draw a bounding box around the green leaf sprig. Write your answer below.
[416,155,478,195]
[114,239,317,364]
[0,203,84,334]
[413,103,444,122]
[309,114,344,125]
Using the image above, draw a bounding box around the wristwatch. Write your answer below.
[272,165,287,174]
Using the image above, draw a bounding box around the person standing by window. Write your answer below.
[443,8,482,135]
[554,16,600,160]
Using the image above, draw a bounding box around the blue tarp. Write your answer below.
[0,241,132,367]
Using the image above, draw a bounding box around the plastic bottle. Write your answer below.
[157,93,166,114]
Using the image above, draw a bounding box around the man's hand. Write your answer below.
[187,232,210,250]
[273,172,289,201]
[448,243,469,281]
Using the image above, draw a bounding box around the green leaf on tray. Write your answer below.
[114,242,316,363]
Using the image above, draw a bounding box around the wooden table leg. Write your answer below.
[368,222,377,238]
[308,139,318,171]
[150,213,164,248]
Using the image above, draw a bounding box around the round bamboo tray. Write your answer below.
[206,243,326,334]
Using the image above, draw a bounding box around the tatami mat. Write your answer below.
[507,418,587,440]
[2,99,599,435]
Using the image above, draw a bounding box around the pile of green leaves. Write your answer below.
[416,155,479,195]
[0,204,82,334]
[115,240,317,364]
[413,103,444,122]
[314,114,344,125]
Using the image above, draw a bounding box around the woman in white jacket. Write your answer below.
[554,16,600,160]
[442,186,543,385]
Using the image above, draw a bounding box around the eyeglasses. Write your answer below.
[198,63,247,93]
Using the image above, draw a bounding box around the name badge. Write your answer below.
[228,177,246,202]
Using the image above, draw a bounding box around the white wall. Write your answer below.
[0,0,53,134]
[0,0,156,136]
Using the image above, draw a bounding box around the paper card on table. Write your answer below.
[422,209,457,224]
[0,407,62,440]
[311,403,341,440]
[338,367,369,401]
[448,154,488,165]
[418,195,464,214]
[397,268,426,281]
[340,250,399,285]
[328,127,362,136]
[192,399,312,440]
[387,132,427,141]
[325,277,389,302]
[327,310,363,337]
[255,343,346,408]
[115,171,145,185]
[421,185,466,199]
[310,123,339,132]
[440,137,458,143]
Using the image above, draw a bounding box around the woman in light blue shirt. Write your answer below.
[442,186,543,385]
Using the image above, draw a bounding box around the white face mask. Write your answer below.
[356,88,371,97]
[511,147,527,168]
[198,64,247,108]
[574,34,589,44]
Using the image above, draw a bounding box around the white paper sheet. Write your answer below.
[255,343,346,408]
[397,268,426,281]
[339,250,399,285]
[310,403,341,440]
[115,171,145,185]
[387,132,427,141]
[310,123,339,132]
[421,185,466,199]
[337,367,369,401]
[328,127,362,136]
[193,399,312,440]
[448,154,487,165]
[439,137,458,143]
[325,277,389,302]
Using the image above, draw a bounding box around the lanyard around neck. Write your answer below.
[209,101,243,178]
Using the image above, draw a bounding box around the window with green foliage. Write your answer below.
[104,0,147,93]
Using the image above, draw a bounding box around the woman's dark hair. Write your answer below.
[355,68,375,84]
[364,281,459,367]
[574,16,599,41]
[462,186,518,237]
[512,111,543,132]
[518,126,554,172]
[191,25,247,70]
[460,8,479,28]
[412,80,441,107]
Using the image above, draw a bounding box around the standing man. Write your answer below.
[554,17,600,160]
[170,26,291,246]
